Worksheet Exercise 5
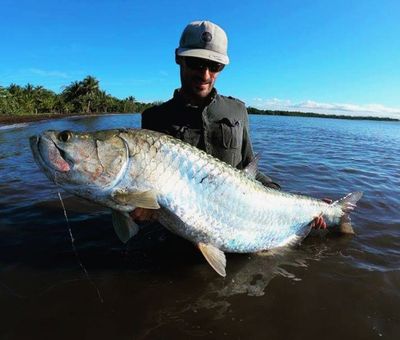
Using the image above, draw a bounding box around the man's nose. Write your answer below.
[198,67,211,79]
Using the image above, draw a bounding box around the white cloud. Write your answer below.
[250,98,400,119]
[27,68,69,79]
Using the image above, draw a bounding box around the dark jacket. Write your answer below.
[141,89,280,189]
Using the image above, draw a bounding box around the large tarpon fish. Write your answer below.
[30,129,362,276]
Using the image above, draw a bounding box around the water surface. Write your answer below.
[0,114,399,339]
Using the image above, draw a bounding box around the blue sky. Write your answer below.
[1,0,399,118]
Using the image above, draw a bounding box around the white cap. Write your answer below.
[176,21,229,65]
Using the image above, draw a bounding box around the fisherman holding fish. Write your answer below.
[132,20,328,229]
[29,21,363,277]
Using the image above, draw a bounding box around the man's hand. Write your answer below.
[311,198,333,229]
[311,215,327,229]
[130,208,158,222]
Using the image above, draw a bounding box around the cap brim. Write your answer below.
[176,48,229,65]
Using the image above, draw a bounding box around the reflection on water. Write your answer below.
[181,248,323,321]
[1,114,400,339]
[0,122,30,131]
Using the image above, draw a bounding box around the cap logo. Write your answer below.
[201,31,212,43]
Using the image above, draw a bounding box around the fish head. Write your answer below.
[30,129,129,198]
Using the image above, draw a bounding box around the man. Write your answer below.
[133,20,327,229]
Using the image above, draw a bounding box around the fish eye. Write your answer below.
[58,130,72,142]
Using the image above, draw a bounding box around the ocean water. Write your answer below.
[0,114,399,339]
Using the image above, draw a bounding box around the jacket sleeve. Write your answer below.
[241,108,281,190]
[141,103,172,134]
[141,107,157,130]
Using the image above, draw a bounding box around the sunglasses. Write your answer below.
[184,57,225,73]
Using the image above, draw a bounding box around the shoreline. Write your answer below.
[0,113,138,125]
[0,113,85,125]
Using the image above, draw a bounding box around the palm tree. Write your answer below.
[24,83,35,94]
[62,81,82,101]
[8,83,23,96]
[80,76,99,93]
[61,76,100,113]
[80,76,99,113]
[94,90,112,113]
[123,96,137,113]
[0,86,11,114]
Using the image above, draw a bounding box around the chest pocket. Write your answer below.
[219,118,243,149]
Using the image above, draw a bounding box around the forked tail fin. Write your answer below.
[332,191,363,234]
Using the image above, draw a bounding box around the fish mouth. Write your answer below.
[30,135,71,173]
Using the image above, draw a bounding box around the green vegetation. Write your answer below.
[1,76,398,122]
[0,75,154,116]
[247,107,399,122]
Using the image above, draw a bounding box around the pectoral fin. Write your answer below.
[111,210,140,243]
[112,189,160,209]
[198,243,227,277]
[243,153,260,179]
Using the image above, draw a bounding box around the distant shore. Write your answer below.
[0,113,80,125]
[0,110,398,126]
[0,113,137,125]
[247,107,399,122]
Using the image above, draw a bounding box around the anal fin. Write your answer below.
[112,209,140,243]
[198,243,227,277]
[331,191,362,234]
[338,214,355,234]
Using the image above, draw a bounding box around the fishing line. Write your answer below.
[57,191,104,303]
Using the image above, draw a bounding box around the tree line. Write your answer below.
[247,107,399,122]
[2,76,397,121]
[0,75,155,116]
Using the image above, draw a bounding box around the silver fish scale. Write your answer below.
[120,129,338,253]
